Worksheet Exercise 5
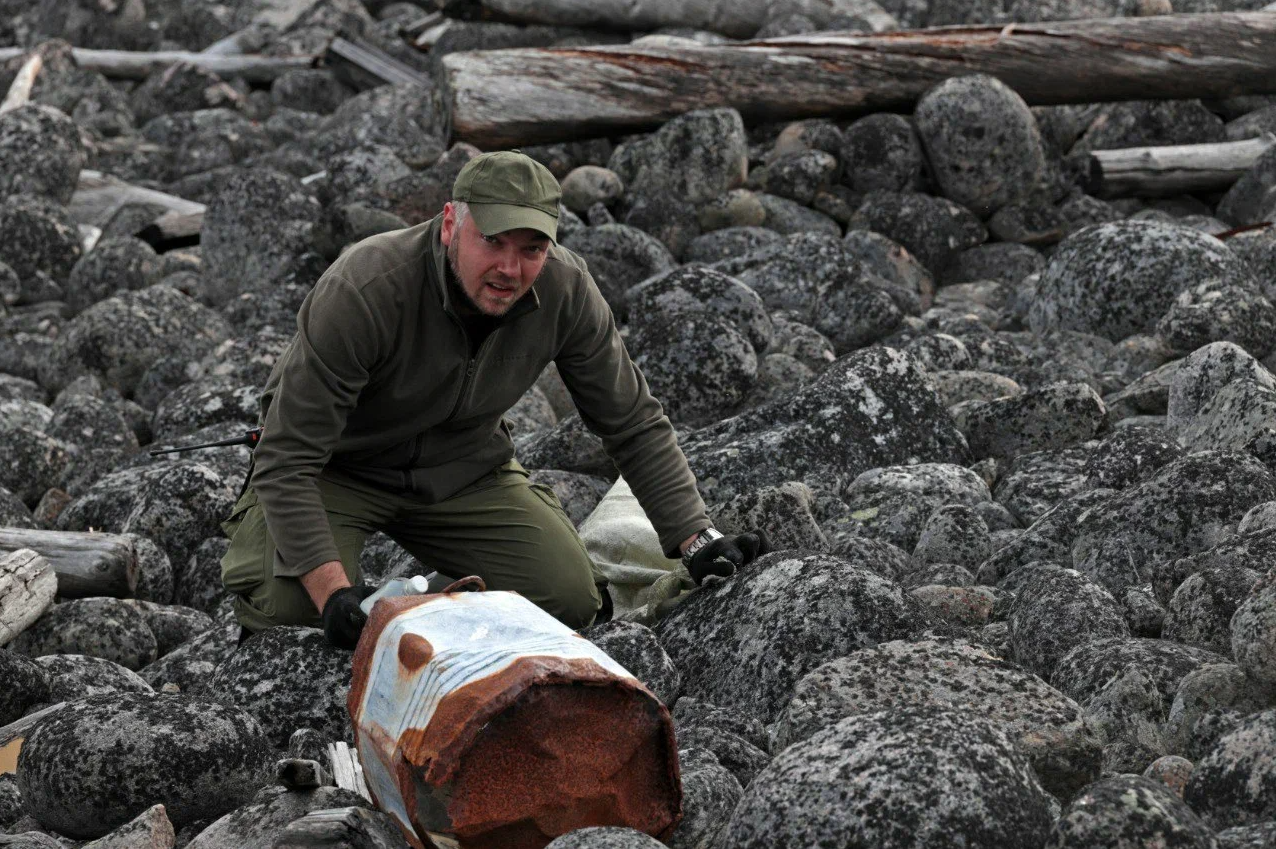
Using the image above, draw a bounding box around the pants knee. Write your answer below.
[547,580,602,631]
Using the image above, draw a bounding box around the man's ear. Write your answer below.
[440,201,456,247]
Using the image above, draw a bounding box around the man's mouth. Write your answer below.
[485,280,517,297]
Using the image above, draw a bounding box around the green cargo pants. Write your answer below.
[219,459,604,633]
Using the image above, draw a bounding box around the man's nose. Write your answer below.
[495,246,520,278]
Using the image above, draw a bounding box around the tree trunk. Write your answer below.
[0,549,57,647]
[0,47,313,83]
[0,529,137,599]
[437,12,1276,148]
[1088,133,1276,197]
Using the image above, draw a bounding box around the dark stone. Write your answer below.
[16,692,272,838]
[843,229,935,309]
[841,462,991,553]
[0,195,82,303]
[583,620,682,706]
[306,83,442,170]
[608,108,747,206]
[626,313,757,427]
[0,649,50,726]
[139,621,239,696]
[141,110,273,182]
[1185,709,1276,828]
[942,242,1045,287]
[129,63,242,126]
[1153,527,1276,606]
[1071,100,1226,155]
[627,265,772,354]
[1220,146,1276,227]
[911,504,991,570]
[914,74,1047,217]
[956,382,1106,461]
[269,69,353,116]
[208,626,354,747]
[560,224,676,316]
[675,725,769,789]
[1157,281,1276,359]
[1231,570,1276,686]
[1046,774,1215,848]
[34,653,152,703]
[1167,341,1273,431]
[683,227,783,264]
[1164,564,1261,656]
[904,333,972,372]
[545,827,666,848]
[763,150,838,206]
[1009,567,1130,679]
[668,748,741,849]
[151,379,261,443]
[518,414,613,480]
[0,104,85,205]
[848,191,987,274]
[1083,426,1186,490]
[719,707,1052,849]
[710,481,825,552]
[839,113,926,196]
[1030,220,1256,342]
[184,784,373,849]
[0,483,36,528]
[652,551,938,723]
[125,600,215,658]
[10,597,158,671]
[772,638,1101,800]
[1053,636,1227,709]
[0,421,71,504]
[670,697,770,754]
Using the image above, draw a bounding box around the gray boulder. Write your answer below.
[16,692,271,838]
[0,104,85,205]
[841,462,991,552]
[1185,708,1276,828]
[942,242,1045,287]
[956,382,1106,461]
[185,784,374,849]
[33,654,153,702]
[0,649,51,726]
[307,84,442,170]
[1071,451,1276,596]
[138,621,239,695]
[757,192,842,237]
[911,504,991,570]
[0,195,82,304]
[671,697,770,755]
[683,226,782,264]
[175,537,231,615]
[1009,567,1130,679]
[64,237,162,318]
[993,445,1094,527]
[772,638,1101,800]
[627,265,772,354]
[1167,341,1274,431]
[626,314,757,427]
[583,620,681,706]
[1029,221,1256,342]
[710,481,824,552]
[1179,378,1276,453]
[719,708,1052,849]
[562,224,677,315]
[1166,663,1276,759]
[125,600,215,658]
[847,191,987,274]
[1153,527,1276,607]
[674,725,770,789]
[1045,774,1216,849]
[208,626,354,747]
[1053,637,1227,709]
[1164,565,1261,656]
[1219,144,1276,227]
[151,379,260,443]
[839,113,926,196]
[652,551,937,723]
[608,108,747,206]
[201,169,322,307]
[843,229,935,308]
[667,748,741,849]
[1158,281,1276,359]
[1083,426,1186,491]
[1083,663,1168,773]
[1231,571,1276,686]
[762,150,838,206]
[560,165,624,214]
[1219,822,1276,849]
[10,598,158,671]
[0,422,71,504]
[914,74,1047,218]
[545,828,667,848]
[680,347,970,506]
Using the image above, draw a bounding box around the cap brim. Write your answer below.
[469,203,558,243]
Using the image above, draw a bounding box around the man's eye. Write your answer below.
[482,234,499,244]
[525,245,545,255]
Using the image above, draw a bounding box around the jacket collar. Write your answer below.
[427,214,541,323]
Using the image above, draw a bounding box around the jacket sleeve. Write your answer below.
[250,273,383,578]
[554,271,711,558]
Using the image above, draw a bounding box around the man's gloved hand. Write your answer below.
[684,529,772,586]
[321,585,376,650]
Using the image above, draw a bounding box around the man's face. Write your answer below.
[439,202,551,317]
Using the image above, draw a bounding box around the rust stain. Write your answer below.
[398,634,435,674]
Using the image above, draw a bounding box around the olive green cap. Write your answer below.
[452,150,561,242]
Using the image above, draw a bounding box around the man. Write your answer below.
[220,150,769,648]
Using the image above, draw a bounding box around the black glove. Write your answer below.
[321,585,376,650]
[686,529,772,586]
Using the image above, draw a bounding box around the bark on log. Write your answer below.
[438,12,1276,148]
[0,549,57,647]
[0,53,42,115]
[0,529,137,599]
[0,47,314,83]
[71,170,205,229]
[1089,133,1276,197]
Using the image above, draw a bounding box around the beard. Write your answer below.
[447,237,542,316]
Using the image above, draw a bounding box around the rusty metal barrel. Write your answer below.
[348,582,683,849]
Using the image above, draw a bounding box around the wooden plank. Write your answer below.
[437,12,1276,148]
[0,549,57,647]
[0,53,43,115]
[0,702,67,749]
[0,528,137,598]
[1089,133,1276,197]
[327,742,371,801]
[0,47,314,83]
[326,35,434,91]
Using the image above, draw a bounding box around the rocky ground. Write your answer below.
[4,0,1276,846]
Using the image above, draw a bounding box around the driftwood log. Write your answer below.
[0,529,137,599]
[70,170,205,246]
[0,549,57,647]
[0,47,313,83]
[1088,133,1276,197]
[325,35,434,92]
[327,742,371,802]
[437,12,1276,148]
[0,702,67,749]
[0,53,42,115]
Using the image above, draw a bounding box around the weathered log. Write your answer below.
[0,702,66,749]
[0,53,42,115]
[325,35,434,92]
[0,549,57,647]
[1089,133,1276,197]
[136,210,204,250]
[273,807,406,849]
[326,742,371,802]
[0,529,137,599]
[200,24,272,56]
[438,12,1276,148]
[0,47,314,83]
[71,170,205,229]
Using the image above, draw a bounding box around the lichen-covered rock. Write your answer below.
[1166,662,1276,758]
[562,223,676,315]
[943,242,1045,287]
[58,460,237,569]
[841,462,991,552]
[931,369,1023,407]
[914,74,1047,218]
[584,620,681,706]
[200,169,322,308]
[720,707,1052,849]
[10,598,158,671]
[839,113,926,196]
[1083,663,1168,773]
[905,333,972,372]
[123,600,215,659]
[908,584,996,626]
[1161,565,1260,656]
[911,504,991,570]
[1179,377,1276,454]
[843,229,935,309]
[1218,821,1276,849]
[16,692,272,838]
[0,421,71,505]
[0,774,22,827]
[519,413,613,479]
[1219,143,1276,227]
[1030,221,1256,342]
[1053,637,1227,709]
[1230,570,1276,686]
[0,194,82,304]
[627,265,773,354]
[977,487,1113,585]
[957,382,1106,461]
[1045,774,1216,849]
[681,347,971,506]
[608,108,747,207]
[671,697,770,754]
[184,784,374,849]
[763,150,838,206]
[1083,426,1186,490]
[1010,568,1130,680]
[1144,754,1195,799]
[675,725,770,789]
[545,827,667,848]
[1157,281,1276,359]
[33,654,154,702]
[652,551,937,723]
[709,481,824,551]
[208,626,354,747]
[150,379,261,443]
[1167,341,1274,431]
[1184,708,1276,828]
[772,638,1101,799]
[626,313,757,427]
[64,237,162,317]
[847,191,988,274]
[667,748,741,849]
[684,226,781,263]
[0,104,86,205]
[0,649,51,726]
[138,620,238,695]
[39,284,231,397]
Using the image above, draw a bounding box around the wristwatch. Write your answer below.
[681,528,724,569]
